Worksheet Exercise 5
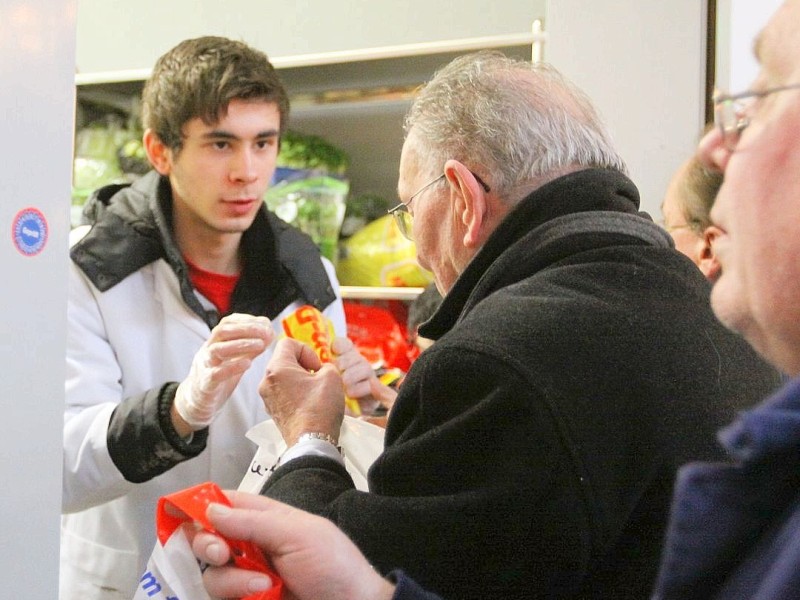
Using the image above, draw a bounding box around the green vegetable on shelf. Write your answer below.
[265,131,350,261]
[277,130,349,175]
[72,122,125,202]
[265,176,349,263]
[117,138,150,175]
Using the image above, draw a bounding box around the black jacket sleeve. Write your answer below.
[261,346,592,600]
[107,382,208,482]
[388,570,444,600]
[261,455,354,512]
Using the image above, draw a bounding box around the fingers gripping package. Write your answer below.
[135,482,282,600]
[281,305,360,414]
[281,304,336,363]
[241,305,386,494]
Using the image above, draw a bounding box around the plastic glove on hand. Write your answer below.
[175,314,273,430]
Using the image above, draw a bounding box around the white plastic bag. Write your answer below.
[239,416,385,493]
[134,525,211,600]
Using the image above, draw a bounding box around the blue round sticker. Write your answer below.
[12,207,48,256]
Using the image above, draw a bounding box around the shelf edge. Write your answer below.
[340,286,425,301]
[75,31,544,86]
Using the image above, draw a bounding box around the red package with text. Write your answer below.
[282,304,361,415]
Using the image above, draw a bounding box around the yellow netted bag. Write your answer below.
[336,215,433,287]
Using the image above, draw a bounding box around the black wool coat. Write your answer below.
[263,168,781,599]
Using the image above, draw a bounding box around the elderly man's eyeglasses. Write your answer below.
[714,83,800,151]
[388,171,490,241]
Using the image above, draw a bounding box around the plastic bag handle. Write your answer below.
[157,482,283,600]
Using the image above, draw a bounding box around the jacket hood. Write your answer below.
[72,172,167,291]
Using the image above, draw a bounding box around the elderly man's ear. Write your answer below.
[698,225,723,282]
[444,159,500,249]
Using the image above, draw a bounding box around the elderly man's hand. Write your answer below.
[259,338,345,446]
[331,336,400,418]
[332,336,375,400]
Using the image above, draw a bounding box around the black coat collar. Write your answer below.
[420,168,666,340]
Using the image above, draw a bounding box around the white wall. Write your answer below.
[546,0,707,218]
[715,0,783,92]
[0,0,74,596]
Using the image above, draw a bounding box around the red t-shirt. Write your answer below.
[184,257,240,316]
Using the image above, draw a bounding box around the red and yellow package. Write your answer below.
[282,305,361,415]
[282,305,336,362]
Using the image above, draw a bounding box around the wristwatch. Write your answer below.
[297,431,342,454]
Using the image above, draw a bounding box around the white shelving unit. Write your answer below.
[340,286,426,301]
[75,31,543,86]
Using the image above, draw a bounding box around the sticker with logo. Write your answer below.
[12,207,48,256]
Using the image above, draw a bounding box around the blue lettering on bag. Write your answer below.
[139,571,179,599]
[140,572,162,596]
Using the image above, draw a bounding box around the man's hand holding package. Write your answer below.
[259,338,345,447]
[332,336,375,399]
[173,314,274,435]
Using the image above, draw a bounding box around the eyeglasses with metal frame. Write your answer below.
[714,83,800,151]
[388,170,491,241]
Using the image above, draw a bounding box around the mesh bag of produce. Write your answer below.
[336,215,434,287]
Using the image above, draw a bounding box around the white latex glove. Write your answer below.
[174,313,274,430]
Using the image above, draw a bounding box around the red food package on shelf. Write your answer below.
[344,301,417,372]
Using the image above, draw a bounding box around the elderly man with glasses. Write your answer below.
[233,51,780,599]
[651,2,800,598]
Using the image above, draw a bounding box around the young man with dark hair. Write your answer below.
[61,36,368,599]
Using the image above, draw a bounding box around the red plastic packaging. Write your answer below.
[157,482,283,600]
[344,300,417,371]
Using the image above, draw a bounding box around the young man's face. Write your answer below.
[699,0,800,375]
[159,98,281,238]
